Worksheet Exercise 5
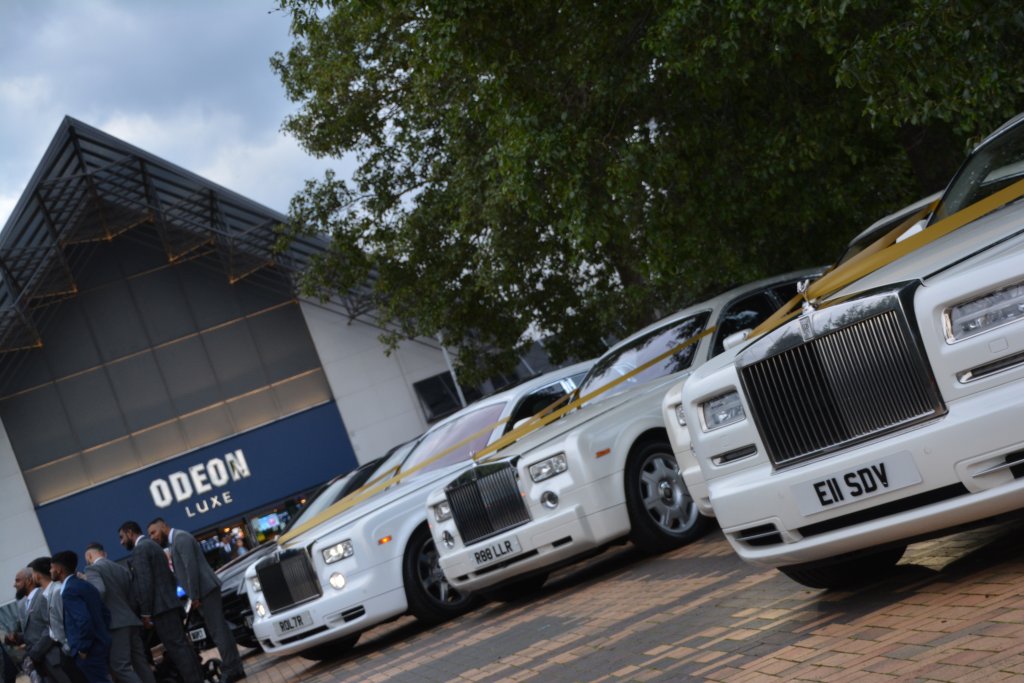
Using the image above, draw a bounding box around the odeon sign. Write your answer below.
[149,448,252,518]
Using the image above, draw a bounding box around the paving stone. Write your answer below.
[235,517,1024,682]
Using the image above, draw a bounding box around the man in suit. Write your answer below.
[5,567,30,645]
[28,557,83,683]
[83,544,154,683]
[149,519,245,682]
[9,567,44,683]
[116,522,203,682]
[50,551,112,683]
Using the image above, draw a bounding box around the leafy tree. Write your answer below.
[273,0,1024,383]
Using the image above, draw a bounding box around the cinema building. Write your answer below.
[0,117,538,584]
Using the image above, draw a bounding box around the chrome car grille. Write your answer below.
[446,462,530,545]
[741,307,943,467]
[255,549,321,614]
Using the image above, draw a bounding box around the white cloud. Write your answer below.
[93,108,349,214]
[0,75,53,110]
[0,1,336,226]
[0,193,19,230]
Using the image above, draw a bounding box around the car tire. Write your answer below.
[402,524,477,625]
[298,633,360,661]
[481,572,550,602]
[779,545,907,590]
[201,657,221,683]
[625,440,709,554]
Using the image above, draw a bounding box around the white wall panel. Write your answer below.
[0,416,49,590]
[300,301,450,462]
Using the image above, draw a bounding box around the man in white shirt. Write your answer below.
[28,557,83,683]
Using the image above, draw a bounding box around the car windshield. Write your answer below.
[399,401,507,476]
[932,119,1024,224]
[579,311,710,401]
[285,441,415,530]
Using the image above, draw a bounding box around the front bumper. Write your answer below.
[251,556,405,656]
[440,477,629,592]
[221,587,256,646]
[712,375,1024,568]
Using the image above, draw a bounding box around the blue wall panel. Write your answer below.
[36,402,355,561]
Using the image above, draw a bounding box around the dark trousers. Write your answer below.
[73,646,112,683]
[197,589,243,677]
[108,626,155,683]
[39,643,83,683]
[58,650,89,683]
[151,610,203,682]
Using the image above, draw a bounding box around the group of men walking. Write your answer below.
[4,519,246,683]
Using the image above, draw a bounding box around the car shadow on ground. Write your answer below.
[811,515,1024,617]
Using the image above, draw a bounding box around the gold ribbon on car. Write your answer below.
[278,326,716,545]
[749,177,1024,340]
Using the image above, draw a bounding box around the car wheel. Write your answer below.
[299,633,360,661]
[481,572,549,602]
[625,441,709,554]
[779,545,907,590]
[201,658,221,683]
[402,524,477,624]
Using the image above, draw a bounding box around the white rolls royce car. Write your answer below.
[672,112,1024,589]
[425,269,820,596]
[244,361,591,659]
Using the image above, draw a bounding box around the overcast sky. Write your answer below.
[0,0,350,228]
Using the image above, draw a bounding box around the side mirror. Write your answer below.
[723,330,751,351]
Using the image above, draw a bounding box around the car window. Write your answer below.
[711,291,780,357]
[400,401,507,476]
[505,381,570,432]
[286,476,355,531]
[580,312,710,400]
[284,442,415,530]
[568,371,588,388]
[770,282,799,304]
[932,119,1024,224]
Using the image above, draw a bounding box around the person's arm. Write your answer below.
[133,547,155,618]
[83,566,106,599]
[26,595,53,662]
[176,537,203,603]
[48,591,68,651]
[62,589,93,658]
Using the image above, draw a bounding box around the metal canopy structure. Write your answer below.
[0,116,373,356]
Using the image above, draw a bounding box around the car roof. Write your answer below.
[600,267,823,358]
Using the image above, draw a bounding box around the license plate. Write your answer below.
[792,451,922,517]
[273,611,314,637]
[472,536,522,568]
[188,627,206,642]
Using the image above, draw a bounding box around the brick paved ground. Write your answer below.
[231,516,1024,682]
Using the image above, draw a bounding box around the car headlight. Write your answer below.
[248,576,261,593]
[528,453,568,482]
[945,281,1024,341]
[433,500,452,522]
[321,540,354,564]
[673,403,687,427]
[701,392,746,431]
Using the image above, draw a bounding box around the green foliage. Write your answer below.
[273,0,1024,383]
